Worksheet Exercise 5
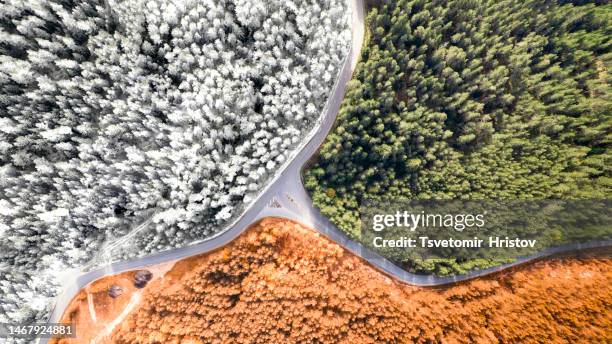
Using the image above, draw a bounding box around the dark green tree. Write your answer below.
[306,0,611,273]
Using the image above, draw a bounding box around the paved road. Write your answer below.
[43,0,611,336]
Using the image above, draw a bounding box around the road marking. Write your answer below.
[268,197,282,208]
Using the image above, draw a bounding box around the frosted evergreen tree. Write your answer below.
[0,0,350,325]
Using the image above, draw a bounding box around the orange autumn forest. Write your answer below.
[54,218,611,344]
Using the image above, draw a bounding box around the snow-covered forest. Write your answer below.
[0,0,350,325]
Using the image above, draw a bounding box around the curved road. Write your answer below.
[43,0,611,337]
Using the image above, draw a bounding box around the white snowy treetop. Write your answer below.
[0,0,349,325]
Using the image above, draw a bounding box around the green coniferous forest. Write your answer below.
[304,0,611,274]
